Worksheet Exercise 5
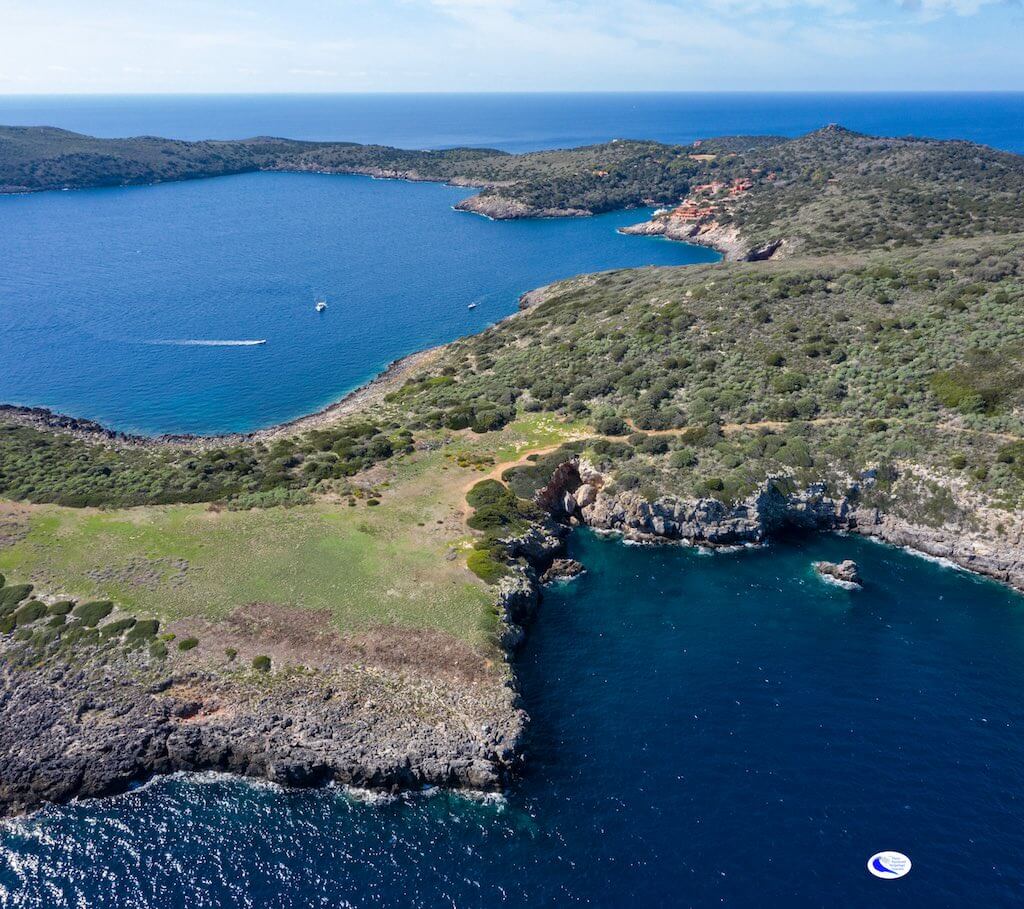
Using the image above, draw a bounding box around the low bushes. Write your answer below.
[99,618,136,639]
[467,546,509,584]
[126,619,160,643]
[0,584,33,612]
[72,600,114,627]
[14,600,46,626]
[252,655,272,672]
[466,480,540,538]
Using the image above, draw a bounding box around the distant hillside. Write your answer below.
[4,124,1023,263]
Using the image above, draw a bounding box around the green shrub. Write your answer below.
[252,655,272,672]
[178,637,199,651]
[771,371,808,394]
[466,480,538,537]
[595,415,628,436]
[224,647,238,661]
[669,448,698,469]
[149,641,168,659]
[466,479,510,509]
[779,440,813,468]
[99,617,136,639]
[72,600,114,627]
[14,600,46,626]
[0,615,13,634]
[949,453,968,470]
[0,584,33,612]
[126,619,160,642]
[930,369,1002,413]
[467,547,509,584]
[702,477,725,492]
[47,601,74,616]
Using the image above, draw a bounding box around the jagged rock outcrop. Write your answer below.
[619,216,788,262]
[814,559,862,588]
[538,460,852,544]
[491,519,569,649]
[850,507,1024,591]
[540,559,586,584]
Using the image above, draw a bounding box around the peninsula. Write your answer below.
[3,124,1024,815]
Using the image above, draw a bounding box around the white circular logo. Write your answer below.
[867,851,911,879]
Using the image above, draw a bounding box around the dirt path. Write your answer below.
[461,444,566,496]
[459,414,1024,519]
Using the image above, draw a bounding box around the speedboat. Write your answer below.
[315,298,328,312]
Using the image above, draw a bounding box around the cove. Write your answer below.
[0,172,717,436]
[4,531,1024,907]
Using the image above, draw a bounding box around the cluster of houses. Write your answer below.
[665,177,756,223]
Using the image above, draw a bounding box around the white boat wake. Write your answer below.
[145,339,267,347]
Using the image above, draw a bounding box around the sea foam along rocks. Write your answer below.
[813,559,862,589]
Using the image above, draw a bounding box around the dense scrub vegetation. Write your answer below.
[721,126,1024,255]
[0,420,412,507]
[464,480,544,583]
[385,234,1024,507]
[4,233,1024,518]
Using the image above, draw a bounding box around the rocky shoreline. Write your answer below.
[0,345,444,450]
[529,456,1024,594]
[619,213,785,262]
[0,615,525,819]
[454,193,592,221]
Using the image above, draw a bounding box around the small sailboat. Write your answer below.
[315,297,328,313]
[467,302,478,310]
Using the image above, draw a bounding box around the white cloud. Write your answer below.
[0,0,1018,92]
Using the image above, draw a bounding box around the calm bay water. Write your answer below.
[0,173,715,434]
[4,532,1024,907]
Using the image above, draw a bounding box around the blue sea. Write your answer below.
[1,92,1023,153]
[0,173,714,435]
[3,95,1024,906]
[5,533,1024,907]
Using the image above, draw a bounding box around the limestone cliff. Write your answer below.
[534,458,1024,592]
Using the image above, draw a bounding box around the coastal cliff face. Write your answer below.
[534,458,1024,592]
[0,635,523,818]
[619,213,787,262]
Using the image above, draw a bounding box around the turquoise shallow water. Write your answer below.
[4,532,1024,907]
[0,172,715,435]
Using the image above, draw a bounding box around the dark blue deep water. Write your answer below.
[4,533,1024,907]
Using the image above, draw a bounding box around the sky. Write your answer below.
[0,0,1021,93]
